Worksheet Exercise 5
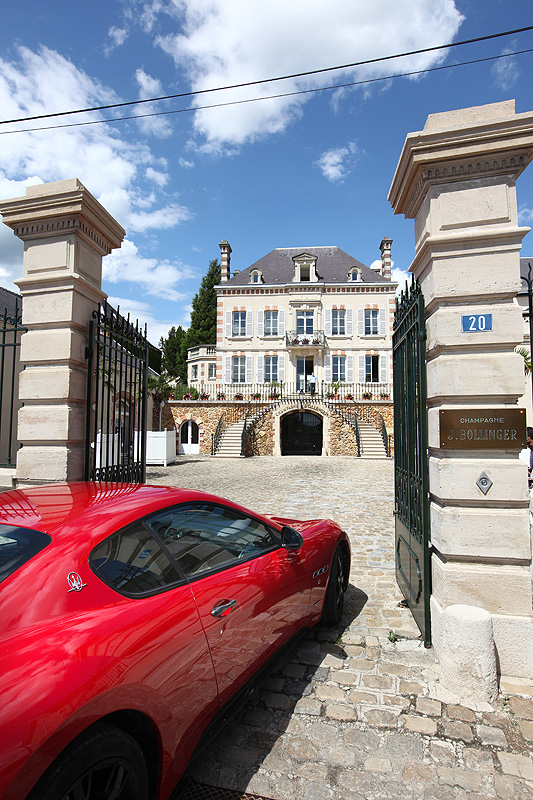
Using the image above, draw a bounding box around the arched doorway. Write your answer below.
[281,411,323,456]
[179,420,199,454]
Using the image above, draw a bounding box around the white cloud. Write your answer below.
[391,266,410,295]
[134,69,172,137]
[519,205,533,226]
[316,142,360,182]
[491,47,520,92]
[103,239,193,301]
[179,157,195,169]
[153,0,463,146]
[0,46,192,298]
[106,295,188,345]
[105,26,129,54]
[146,167,169,186]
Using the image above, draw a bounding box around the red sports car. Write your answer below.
[0,482,350,800]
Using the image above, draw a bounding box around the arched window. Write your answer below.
[348,268,361,282]
[250,270,263,284]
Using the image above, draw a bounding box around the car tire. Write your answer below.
[26,722,150,800]
[322,546,345,625]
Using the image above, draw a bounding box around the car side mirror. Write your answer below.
[281,526,303,551]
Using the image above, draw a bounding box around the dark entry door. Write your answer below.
[281,411,322,455]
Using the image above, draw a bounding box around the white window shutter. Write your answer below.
[324,353,332,383]
[224,355,231,384]
[257,310,264,337]
[379,307,386,336]
[357,307,364,337]
[278,310,286,335]
[324,308,332,336]
[358,354,365,382]
[225,310,232,339]
[380,353,388,383]
[257,354,264,383]
[246,355,253,382]
[346,308,353,336]
[246,309,253,337]
[278,353,285,382]
[346,354,354,383]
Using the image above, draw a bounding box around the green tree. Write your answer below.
[159,325,187,380]
[186,258,220,349]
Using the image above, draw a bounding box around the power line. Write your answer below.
[1,48,531,136]
[1,24,532,127]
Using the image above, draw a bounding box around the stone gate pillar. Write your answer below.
[0,179,125,484]
[389,101,533,681]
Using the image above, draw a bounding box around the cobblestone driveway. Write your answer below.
[148,457,533,800]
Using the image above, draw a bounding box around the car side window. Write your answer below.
[90,522,181,596]
[147,503,278,580]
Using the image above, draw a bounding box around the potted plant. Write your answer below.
[199,392,210,400]
[234,392,244,400]
[300,337,309,346]
[216,391,226,400]
[182,392,192,400]
[251,392,262,400]
[380,392,390,400]
[325,390,336,399]
[362,391,372,400]
[345,393,354,401]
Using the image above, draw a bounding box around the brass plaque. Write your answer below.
[439,409,526,450]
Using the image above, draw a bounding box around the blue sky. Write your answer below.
[1,0,532,345]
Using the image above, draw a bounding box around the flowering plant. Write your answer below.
[362,391,372,400]
[251,392,262,399]
[380,392,390,400]
[182,393,192,400]
[345,393,354,400]
[216,392,226,400]
[326,391,336,399]
[199,392,210,400]
[234,392,244,400]
[269,392,280,399]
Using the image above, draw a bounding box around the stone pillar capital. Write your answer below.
[389,100,533,219]
[0,178,125,259]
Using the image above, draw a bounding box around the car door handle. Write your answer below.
[211,599,237,617]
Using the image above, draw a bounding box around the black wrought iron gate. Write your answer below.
[393,277,431,647]
[0,298,26,468]
[85,301,148,483]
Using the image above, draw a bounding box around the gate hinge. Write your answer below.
[85,346,93,360]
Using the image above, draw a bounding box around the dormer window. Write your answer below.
[292,253,318,283]
[349,268,361,282]
[250,270,263,284]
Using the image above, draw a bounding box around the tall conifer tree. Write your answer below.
[186,258,220,348]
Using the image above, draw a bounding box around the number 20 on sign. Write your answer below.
[461,314,493,333]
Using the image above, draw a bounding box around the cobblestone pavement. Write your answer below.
[148,457,533,800]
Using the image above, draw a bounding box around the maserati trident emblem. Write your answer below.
[67,572,87,592]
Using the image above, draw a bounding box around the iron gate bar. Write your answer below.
[393,276,431,647]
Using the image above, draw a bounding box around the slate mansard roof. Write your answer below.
[223,246,392,286]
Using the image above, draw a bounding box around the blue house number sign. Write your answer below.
[461,314,493,333]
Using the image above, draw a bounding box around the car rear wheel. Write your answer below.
[322,546,345,625]
[27,722,149,800]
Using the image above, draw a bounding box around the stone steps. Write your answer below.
[213,420,245,457]
[358,420,389,459]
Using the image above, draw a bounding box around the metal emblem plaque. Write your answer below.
[439,408,526,450]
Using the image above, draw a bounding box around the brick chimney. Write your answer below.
[379,237,392,279]
[219,240,232,282]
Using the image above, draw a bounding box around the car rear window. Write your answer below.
[0,524,52,584]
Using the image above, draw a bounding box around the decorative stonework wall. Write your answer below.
[164,400,390,457]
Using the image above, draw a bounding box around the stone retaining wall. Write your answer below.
[163,400,392,457]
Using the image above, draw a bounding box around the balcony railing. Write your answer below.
[168,382,392,403]
[286,330,326,348]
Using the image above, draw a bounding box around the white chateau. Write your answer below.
[187,239,397,397]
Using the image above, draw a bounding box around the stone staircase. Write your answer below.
[212,419,245,457]
[358,420,389,459]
